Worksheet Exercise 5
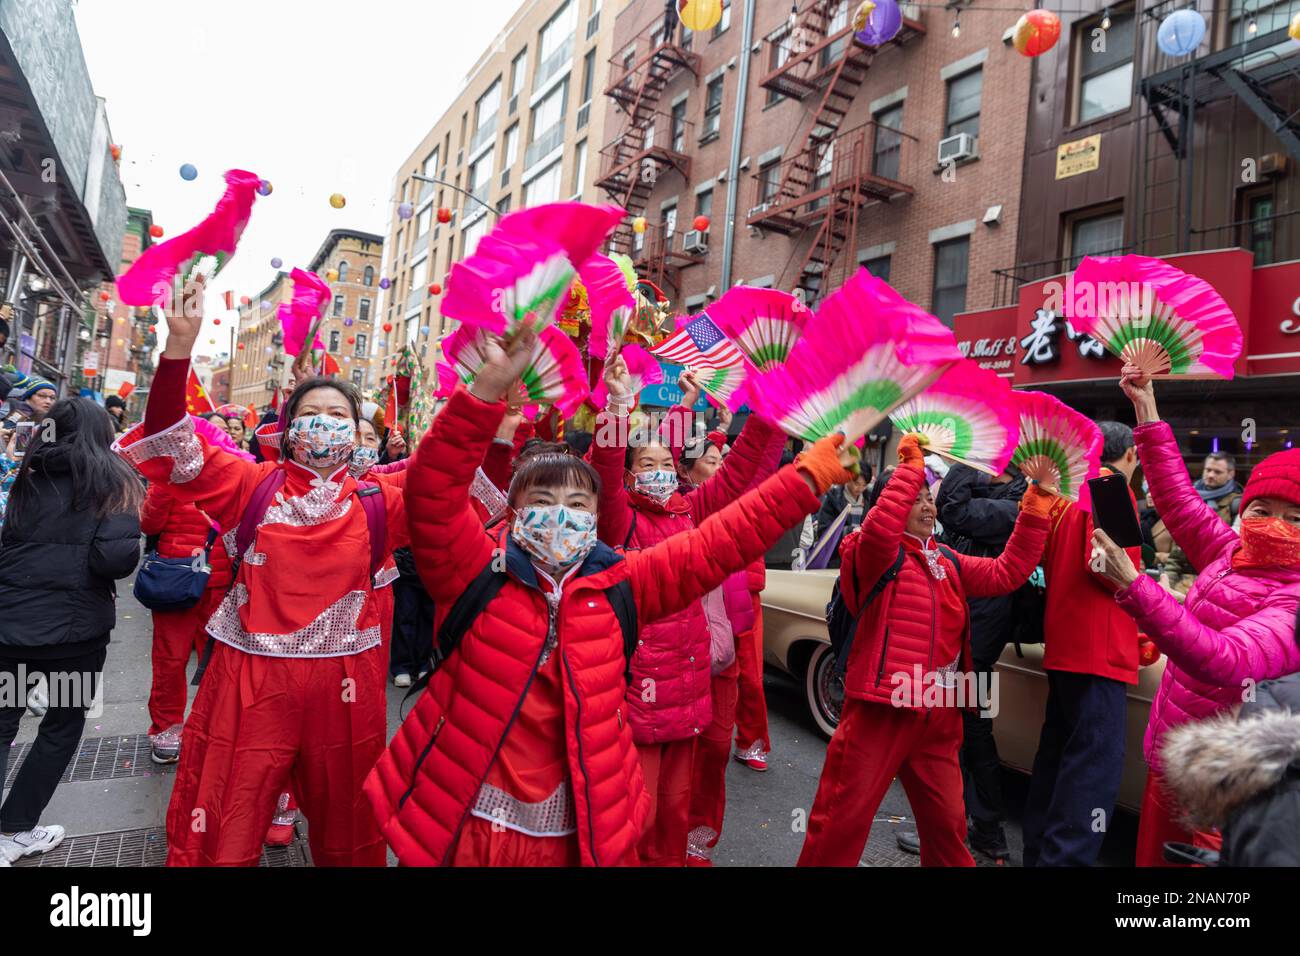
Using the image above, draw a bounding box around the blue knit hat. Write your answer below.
[18,377,56,401]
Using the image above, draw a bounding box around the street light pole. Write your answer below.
[409,174,499,220]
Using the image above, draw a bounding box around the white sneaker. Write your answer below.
[26,679,48,717]
[0,825,66,863]
[393,673,412,688]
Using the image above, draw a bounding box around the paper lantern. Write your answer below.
[692,215,710,232]
[261,300,274,311]
[677,0,722,32]
[149,224,165,239]
[379,277,391,290]
[633,216,648,234]
[419,326,430,335]
[240,296,251,306]
[383,322,393,333]
[344,317,354,327]
[271,257,283,269]
[149,325,157,333]
[347,336,356,345]
[1157,9,1206,57]
[1289,11,1300,41]
[265,347,274,355]
[116,338,125,346]
[436,207,451,223]
[208,338,216,345]
[1012,9,1061,57]
[110,144,122,162]
[237,342,245,350]
[398,202,414,220]
[115,316,125,324]
[213,318,221,326]
[854,0,902,46]
[99,291,111,301]
[326,268,339,282]
[241,364,248,371]
[329,193,347,209]
[428,283,442,295]
[258,180,273,196]
[179,163,198,181]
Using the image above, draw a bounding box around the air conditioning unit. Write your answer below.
[937,132,977,166]
[682,230,708,254]
[747,201,770,218]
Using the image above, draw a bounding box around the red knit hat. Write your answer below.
[1241,448,1300,511]
[706,429,727,452]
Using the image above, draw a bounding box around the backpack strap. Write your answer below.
[356,482,386,578]
[231,470,286,577]
[850,546,907,618]
[622,511,638,551]
[936,544,962,575]
[606,577,639,682]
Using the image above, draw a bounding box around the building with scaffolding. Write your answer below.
[596,0,1033,324]
[0,0,127,393]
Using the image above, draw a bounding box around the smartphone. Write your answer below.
[1087,473,1143,549]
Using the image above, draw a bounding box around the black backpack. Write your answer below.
[402,559,639,714]
[825,545,961,675]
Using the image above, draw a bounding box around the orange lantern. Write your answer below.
[1012,9,1061,57]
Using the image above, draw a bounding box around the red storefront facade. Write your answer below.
[954,249,1300,478]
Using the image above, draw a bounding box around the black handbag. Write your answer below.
[133,527,218,612]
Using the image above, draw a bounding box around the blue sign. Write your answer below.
[640,362,709,410]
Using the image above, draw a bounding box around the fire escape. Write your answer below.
[1137,18,1300,259]
[594,16,701,288]
[748,0,924,302]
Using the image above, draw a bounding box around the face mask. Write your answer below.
[634,469,678,502]
[286,414,357,469]
[512,504,597,569]
[349,445,380,478]
[1234,516,1300,570]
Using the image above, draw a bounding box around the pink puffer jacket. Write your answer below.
[1116,421,1300,769]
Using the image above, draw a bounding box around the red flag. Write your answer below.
[184,368,215,416]
[386,375,401,431]
[270,387,282,412]
[222,290,234,311]
[117,381,135,398]
[322,352,341,377]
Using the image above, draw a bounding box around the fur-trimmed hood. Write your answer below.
[1160,709,1300,829]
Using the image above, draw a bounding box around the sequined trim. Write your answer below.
[206,584,381,658]
[934,652,962,689]
[373,564,399,588]
[272,791,296,827]
[921,547,948,581]
[686,825,717,860]
[261,481,353,529]
[471,467,508,520]
[470,781,577,838]
[113,416,204,484]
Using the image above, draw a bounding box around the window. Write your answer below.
[696,187,713,222]
[1230,0,1293,44]
[572,140,587,197]
[536,2,576,90]
[497,193,513,215]
[873,104,904,180]
[337,260,348,282]
[1067,208,1124,268]
[713,0,731,38]
[416,206,432,239]
[820,1,850,68]
[363,265,374,287]
[811,141,834,209]
[580,47,596,105]
[329,329,341,352]
[352,370,363,387]
[944,69,982,140]
[468,148,494,205]
[524,159,563,206]
[863,255,892,282]
[662,202,678,239]
[510,50,528,105]
[1076,8,1133,122]
[758,161,780,203]
[671,99,688,152]
[702,77,724,140]
[1242,191,1275,265]
[355,332,368,357]
[359,298,371,324]
[420,148,439,203]
[333,295,344,317]
[476,80,501,130]
[463,215,490,257]
[531,80,567,143]
[767,31,791,106]
[931,238,970,325]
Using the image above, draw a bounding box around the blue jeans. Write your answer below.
[1022,669,1127,867]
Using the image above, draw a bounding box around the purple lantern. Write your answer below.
[379,277,391,290]
[855,0,902,46]
[344,318,354,327]
[398,202,414,220]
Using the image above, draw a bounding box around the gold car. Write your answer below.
[760,567,1165,811]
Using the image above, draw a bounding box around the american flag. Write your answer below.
[649,313,744,371]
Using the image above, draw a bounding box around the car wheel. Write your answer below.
[805,643,844,739]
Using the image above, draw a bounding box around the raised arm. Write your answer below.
[958,488,1052,597]
[589,354,636,547]
[1134,420,1237,571]
[1115,575,1300,687]
[688,413,788,521]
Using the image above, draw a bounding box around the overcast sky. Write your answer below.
[74,0,524,353]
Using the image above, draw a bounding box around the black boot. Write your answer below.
[895,829,921,855]
[968,818,1011,862]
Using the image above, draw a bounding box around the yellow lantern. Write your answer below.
[1290,11,1300,41]
[326,268,339,282]
[633,216,648,234]
[329,193,346,209]
[677,0,723,32]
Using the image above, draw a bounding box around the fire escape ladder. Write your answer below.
[1211,62,1300,162]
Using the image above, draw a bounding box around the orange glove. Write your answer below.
[796,434,855,496]
[897,434,925,469]
[1020,481,1056,518]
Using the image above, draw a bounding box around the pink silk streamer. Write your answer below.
[278,269,331,356]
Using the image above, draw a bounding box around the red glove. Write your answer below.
[796,434,854,496]
[897,434,925,469]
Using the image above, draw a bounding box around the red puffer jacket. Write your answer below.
[365,386,819,865]
[840,464,1049,707]
[139,483,232,589]
[589,408,787,743]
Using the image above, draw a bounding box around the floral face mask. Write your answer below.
[512,504,597,569]
[349,445,381,479]
[286,415,357,469]
[634,469,678,502]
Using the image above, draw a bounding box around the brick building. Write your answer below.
[231,272,293,413]
[378,0,614,379]
[597,0,1035,323]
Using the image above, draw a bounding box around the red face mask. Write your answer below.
[1233,516,1300,570]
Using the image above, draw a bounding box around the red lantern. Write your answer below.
[383,322,393,333]
[110,144,122,162]
[347,336,356,345]
[240,295,251,306]
[436,207,451,224]
[99,291,111,301]
[693,215,710,232]
[1012,9,1061,57]
[149,324,157,333]
[237,342,245,350]
[428,283,442,295]
[213,318,221,325]
[149,224,164,239]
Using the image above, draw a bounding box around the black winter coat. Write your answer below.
[1222,674,1300,866]
[0,463,141,654]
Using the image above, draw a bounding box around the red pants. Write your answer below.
[687,660,739,863]
[1135,768,1222,867]
[165,641,388,867]
[450,816,582,867]
[733,608,771,758]
[798,699,975,867]
[147,589,221,735]
[636,738,696,866]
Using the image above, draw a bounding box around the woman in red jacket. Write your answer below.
[115,278,409,867]
[366,331,854,866]
[588,357,787,865]
[798,436,1053,866]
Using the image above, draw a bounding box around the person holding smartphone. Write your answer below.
[1091,365,1300,866]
